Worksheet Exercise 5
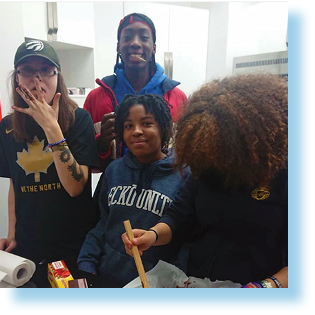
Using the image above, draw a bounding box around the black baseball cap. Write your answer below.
[14,39,61,70]
[117,13,156,43]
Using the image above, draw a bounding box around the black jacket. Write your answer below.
[160,169,288,285]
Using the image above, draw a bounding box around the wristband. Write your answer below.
[50,142,68,152]
[48,138,66,147]
[270,276,282,288]
[149,229,158,243]
[250,281,263,288]
[45,141,68,153]
[260,280,273,288]
[98,147,112,159]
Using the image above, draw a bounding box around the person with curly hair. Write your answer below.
[78,94,188,287]
[122,73,288,288]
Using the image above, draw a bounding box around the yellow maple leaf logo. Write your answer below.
[16,136,54,182]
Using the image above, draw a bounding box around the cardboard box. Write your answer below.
[48,260,74,288]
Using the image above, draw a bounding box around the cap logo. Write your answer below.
[26,40,44,52]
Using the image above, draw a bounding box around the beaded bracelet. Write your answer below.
[251,281,263,288]
[270,276,282,288]
[149,229,159,243]
[48,138,66,148]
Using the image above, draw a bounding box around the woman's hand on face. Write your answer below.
[13,78,60,130]
[121,229,156,256]
[0,237,17,252]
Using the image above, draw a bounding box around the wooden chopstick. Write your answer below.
[123,220,150,288]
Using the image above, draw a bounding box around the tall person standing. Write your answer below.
[84,13,187,171]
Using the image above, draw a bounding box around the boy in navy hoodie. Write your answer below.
[77,94,188,287]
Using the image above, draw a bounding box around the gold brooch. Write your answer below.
[251,187,270,200]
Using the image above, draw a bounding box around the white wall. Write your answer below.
[0,3,26,238]
[205,2,230,81]
[93,2,123,85]
[0,2,25,118]
[225,2,288,76]
[167,2,288,82]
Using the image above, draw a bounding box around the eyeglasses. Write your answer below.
[17,66,58,77]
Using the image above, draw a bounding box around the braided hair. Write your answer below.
[115,94,173,154]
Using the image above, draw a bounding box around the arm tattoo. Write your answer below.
[59,147,71,163]
[67,161,85,182]
[59,147,84,182]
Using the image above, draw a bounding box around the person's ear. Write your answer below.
[152,44,156,55]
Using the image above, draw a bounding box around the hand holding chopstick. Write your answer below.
[123,220,150,288]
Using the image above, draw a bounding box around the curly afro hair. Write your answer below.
[174,73,288,189]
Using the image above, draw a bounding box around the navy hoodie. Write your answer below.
[77,150,188,287]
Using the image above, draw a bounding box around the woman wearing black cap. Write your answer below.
[0,39,99,287]
[84,13,187,171]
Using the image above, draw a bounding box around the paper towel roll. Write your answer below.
[0,250,36,287]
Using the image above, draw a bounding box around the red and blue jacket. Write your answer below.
[84,63,187,169]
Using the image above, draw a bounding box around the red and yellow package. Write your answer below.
[48,260,74,288]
